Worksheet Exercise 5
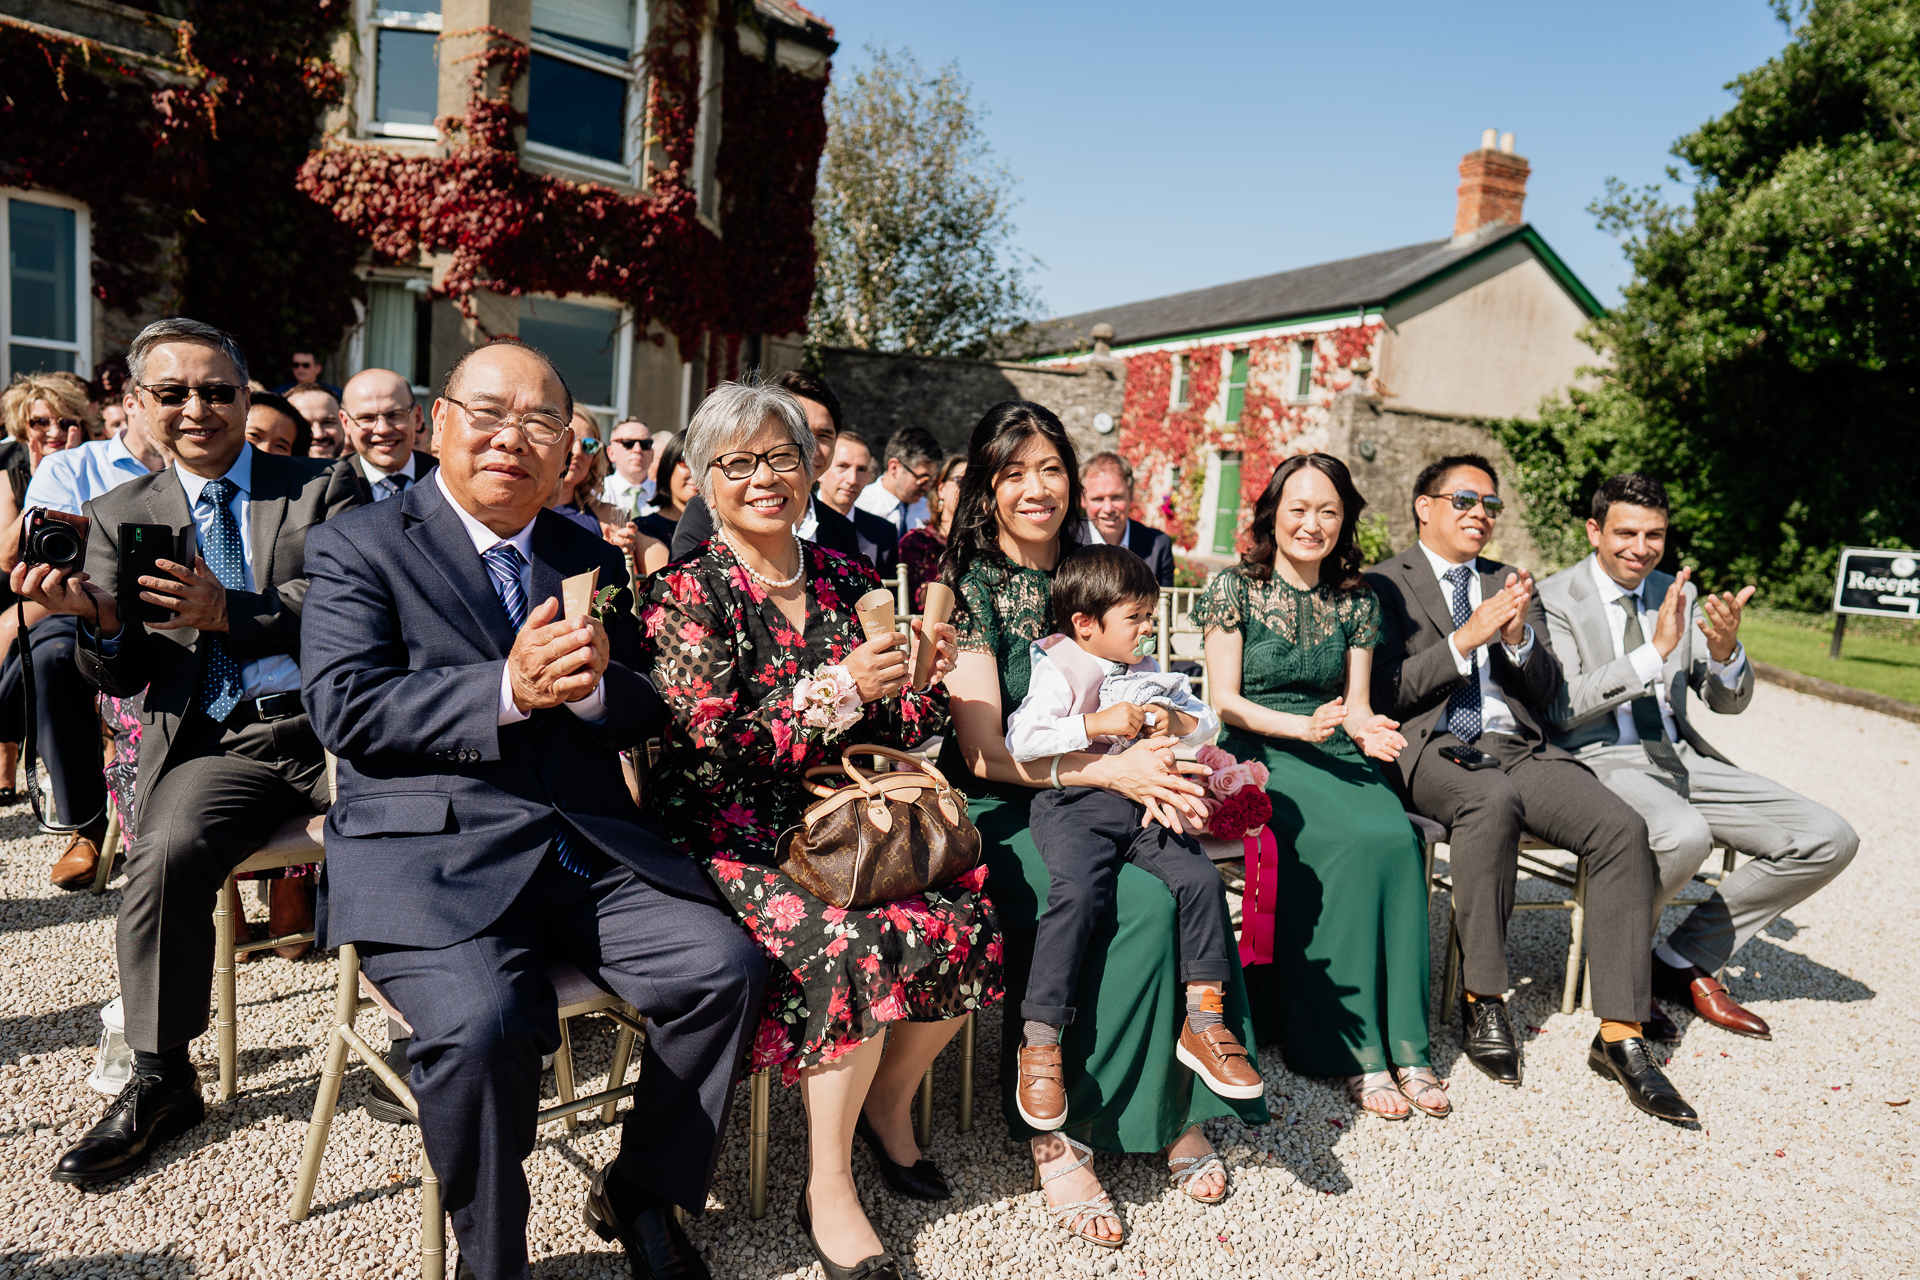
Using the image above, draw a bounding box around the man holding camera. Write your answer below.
[12,318,362,1185]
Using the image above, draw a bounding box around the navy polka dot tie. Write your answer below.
[483,542,588,877]
[197,477,246,724]
[1442,564,1484,744]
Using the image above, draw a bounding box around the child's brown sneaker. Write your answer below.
[1016,1043,1068,1130]
[1175,989,1264,1099]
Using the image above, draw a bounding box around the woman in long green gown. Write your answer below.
[937,402,1269,1246]
[1192,453,1448,1121]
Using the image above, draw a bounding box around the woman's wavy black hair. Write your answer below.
[1240,452,1368,588]
[938,401,1083,618]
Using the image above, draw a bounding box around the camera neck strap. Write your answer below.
[15,596,105,834]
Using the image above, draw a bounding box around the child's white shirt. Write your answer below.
[1004,634,1218,762]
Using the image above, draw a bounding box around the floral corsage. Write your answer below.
[791,664,864,744]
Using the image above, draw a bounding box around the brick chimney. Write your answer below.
[1453,128,1530,240]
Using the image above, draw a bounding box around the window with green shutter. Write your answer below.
[1223,348,1249,423]
[1295,339,1315,398]
[1212,456,1241,555]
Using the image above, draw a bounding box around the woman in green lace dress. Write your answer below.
[1193,453,1448,1121]
[938,402,1268,1246]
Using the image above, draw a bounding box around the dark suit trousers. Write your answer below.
[1408,732,1656,1020]
[361,850,764,1280]
[1022,785,1232,1024]
[0,616,108,829]
[118,710,327,1053]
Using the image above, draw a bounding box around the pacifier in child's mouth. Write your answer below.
[1132,632,1157,658]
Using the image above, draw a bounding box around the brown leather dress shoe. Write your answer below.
[1652,954,1770,1039]
[1015,1043,1067,1130]
[1175,990,1265,1100]
[268,877,315,960]
[49,825,106,891]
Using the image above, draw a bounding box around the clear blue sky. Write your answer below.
[811,0,1793,319]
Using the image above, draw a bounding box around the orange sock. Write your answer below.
[1600,1020,1642,1043]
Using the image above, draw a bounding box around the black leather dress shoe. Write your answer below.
[1458,992,1521,1085]
[1587,1033,1697,1123]
[1643,1000,1682,1042]
[854,1111,950,1200]
[583,1165,710,1280]
[364,1037,417,1127]
[50,1072,205,1185]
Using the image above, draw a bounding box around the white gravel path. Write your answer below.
[2,682,1915,1278]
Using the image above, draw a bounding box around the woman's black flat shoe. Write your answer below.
[797,1178,902,1280]
[854,1110,951,1200]
[0,787,20,805]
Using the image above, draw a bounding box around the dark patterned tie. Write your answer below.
[1442,565,1483,743]
[374,473,410,501]
[197,477,247,723]
[482,542,588,876]
[1616,595,1688,777]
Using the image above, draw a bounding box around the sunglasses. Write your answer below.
[28,415,85,434]
[610,436,652,451]
[139,382,241,408]
[711,444,806,481]
[1428,489,1504,517]
[577,436,603,456]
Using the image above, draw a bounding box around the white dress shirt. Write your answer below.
[174,449,303,700]
[854,480,927,535]
[1588,557,1745,745]
[434,469,606,726]
[1417,540,1535,738]
[600,472,653,517]
[357,451,418,498]
[1004,643,1219,762]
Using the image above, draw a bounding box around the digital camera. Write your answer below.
[21,508,90,568]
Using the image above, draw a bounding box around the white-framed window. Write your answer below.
[524,0,649,183]
[1293,339,1316,400]
[348,273,434,394]
[519,294,631,418]
[1169,352,1191,409]
[364,3,442,141]
[2,189,91,384]
[690,22,723,225]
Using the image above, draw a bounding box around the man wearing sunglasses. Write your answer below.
[339,367,435,503]
[271,348,342,400]
[12,317,364,1186]
[597,416,654,516]
[1367,454,1692,1123]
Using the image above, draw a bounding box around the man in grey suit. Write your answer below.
[13,318,362,1184]
[1539,473,1857,1040]
[1367,454,1693,1122]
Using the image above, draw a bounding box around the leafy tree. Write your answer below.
[809,46,1040,359]
[1495,0,1920,608]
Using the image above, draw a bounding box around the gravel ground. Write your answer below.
[2,682,1915,1278]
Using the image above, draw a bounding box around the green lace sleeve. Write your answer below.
[1346,584,1383,650]
[955,572,997,656]
[1188,566,1247,634]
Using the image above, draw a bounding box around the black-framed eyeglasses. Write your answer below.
[138,381,241,408]
[442,395,569,447]
[711,444,807,481]
[27,415,85,434]
[347,408,417,429]
[1427,489,1504,517]
[610,436,652,451]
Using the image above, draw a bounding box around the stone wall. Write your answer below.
[819,345,1125,461]
[1325,391,1544,571]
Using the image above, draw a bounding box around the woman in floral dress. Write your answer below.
[642,379,1001,1280]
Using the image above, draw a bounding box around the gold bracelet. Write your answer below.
[1050,753,1065,790]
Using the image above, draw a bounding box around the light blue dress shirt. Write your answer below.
[171,449,302,701]
[23,433,152,512]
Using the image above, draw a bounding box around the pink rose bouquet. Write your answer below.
[792,664,863,743]
[1194,744,1273,840]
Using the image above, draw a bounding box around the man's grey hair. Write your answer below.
[684,378,814,505]
[126,318,250,389]
[883,425,941,473]
[1082,450,1134,488]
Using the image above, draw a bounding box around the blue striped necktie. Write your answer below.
[481,542,588,877]
[197,477,247,723]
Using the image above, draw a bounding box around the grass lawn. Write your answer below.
[1738,609,1920,706]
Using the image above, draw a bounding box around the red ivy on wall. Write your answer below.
[296,4,827,352]
[1115,323,1383,552]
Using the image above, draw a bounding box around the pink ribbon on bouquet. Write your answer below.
[1237,826,1278,967]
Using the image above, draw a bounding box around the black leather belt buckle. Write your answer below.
[254,691,304,721]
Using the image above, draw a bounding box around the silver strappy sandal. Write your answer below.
[1167,1149,1229,1205]
[1394,1064,1451,1119]
[1031,1134,1125,1250]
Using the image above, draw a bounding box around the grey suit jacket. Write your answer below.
[1363,544,1567,793]
[75,450,364,814]
[1537,555,1752,764]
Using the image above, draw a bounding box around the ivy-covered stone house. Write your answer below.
[2,0,834,431]
[1025,132,1602,558]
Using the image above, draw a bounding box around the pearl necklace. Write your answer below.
[722,527,805,589]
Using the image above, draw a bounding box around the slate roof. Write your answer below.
[1030,223,1536,356]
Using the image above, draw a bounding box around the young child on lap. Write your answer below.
[1003,544,1264,1130]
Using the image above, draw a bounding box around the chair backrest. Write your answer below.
[1154,585,1211,704]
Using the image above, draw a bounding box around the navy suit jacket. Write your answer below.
[1125,519,1175,587]
[301,479,716,951]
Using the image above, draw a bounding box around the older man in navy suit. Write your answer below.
[301,340,763,1280]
